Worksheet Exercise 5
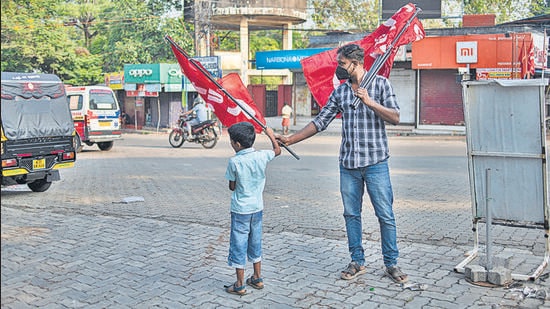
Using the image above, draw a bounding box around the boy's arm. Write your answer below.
[228,180,236,191]
[264,127,281,156]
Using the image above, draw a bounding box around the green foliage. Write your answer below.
[463,0,545,23]
[1,0,193,85]
[293,31,309,49]
[310,0,379,32]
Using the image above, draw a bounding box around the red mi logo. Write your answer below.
[460,48,474,56]
[456,42,478,63]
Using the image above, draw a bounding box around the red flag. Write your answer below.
[301,2,425,108]
[168,41,266,133]
[519,38,535,79]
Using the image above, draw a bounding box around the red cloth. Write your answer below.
[168,39,266,133]
[282,118,290,127]
[519,38,535,79]
[301,2,425,108]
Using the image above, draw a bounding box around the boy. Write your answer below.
[224,122,281,295]
[281,102,293,134]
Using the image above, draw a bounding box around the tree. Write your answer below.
[99,0,192,72]
[463,0,546,24]
[310,0,379,32]
[1,0,81,76]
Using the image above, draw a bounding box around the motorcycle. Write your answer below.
[169,114,219,149]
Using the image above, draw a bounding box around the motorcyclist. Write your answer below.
[182,96,209,137]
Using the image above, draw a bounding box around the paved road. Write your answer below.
[2,132,549,308]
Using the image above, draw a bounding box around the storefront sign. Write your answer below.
[124,64,161,84]
[105,72,124,90]
[256,48,330,70]
[456,41,478,64]
[126,90,159,97]
[476,68,521,80]
[413,33,538,69]
[161,63,184,92]
[192,56,221,78]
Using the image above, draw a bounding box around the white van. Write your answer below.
[66,86,122,152]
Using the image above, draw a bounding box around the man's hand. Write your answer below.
[274,133,290,145]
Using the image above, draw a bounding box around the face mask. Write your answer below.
[335,63,353,80]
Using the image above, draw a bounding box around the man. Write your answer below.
[281,102,293,134]
[276,44,408,283]
[183,96,209,136]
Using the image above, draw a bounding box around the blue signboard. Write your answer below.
[255,48,331,70]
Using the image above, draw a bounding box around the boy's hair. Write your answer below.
[337,44,364,63]
[228,122,256,148]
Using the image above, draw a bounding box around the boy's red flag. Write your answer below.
[168,40,266,133]
[301,2,425,108]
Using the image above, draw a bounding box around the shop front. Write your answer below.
[116,63,185,130]
[412,32,545,128]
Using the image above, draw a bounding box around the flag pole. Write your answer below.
[165,35,300,160]
[351,7,422,109]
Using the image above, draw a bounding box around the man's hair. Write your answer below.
[228,122,256,148]
[337,44,364,63]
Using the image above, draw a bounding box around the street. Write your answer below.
[2,132,549,308]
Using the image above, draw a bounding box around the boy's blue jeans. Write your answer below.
[339,159,399,268]
[228,211,263,269]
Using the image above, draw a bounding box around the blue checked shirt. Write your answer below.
[312,75,399,169]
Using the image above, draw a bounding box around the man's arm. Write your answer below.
[275,121,318,146]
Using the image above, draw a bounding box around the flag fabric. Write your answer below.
[168,39,266,133]
[301,2,425,108]
[519,38,535,79]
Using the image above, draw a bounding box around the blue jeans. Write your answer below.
[340,159,399,268]
[228,211,263,269]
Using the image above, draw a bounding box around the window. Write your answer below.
[68,95,83,110]
[89,90,117,110]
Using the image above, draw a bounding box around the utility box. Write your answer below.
[456,79,549,281]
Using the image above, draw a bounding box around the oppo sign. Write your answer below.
[129,69,153,77]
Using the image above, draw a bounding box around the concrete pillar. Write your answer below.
[282,22,293,50]
[240,16,249,85]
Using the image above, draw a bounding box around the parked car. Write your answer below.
[1,72,76,192]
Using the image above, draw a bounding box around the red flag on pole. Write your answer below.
[168,41,266,133]
[519,38,535,79]
[301,2,425,108]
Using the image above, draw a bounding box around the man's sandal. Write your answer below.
[224,282,247,295]
[384,266,409,283]
[246,276,264,289]
[340,261,367,280]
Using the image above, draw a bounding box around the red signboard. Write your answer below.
[412,33,533,70]
[125,91,159,97]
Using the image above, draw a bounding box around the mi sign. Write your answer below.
[456,41,478,64]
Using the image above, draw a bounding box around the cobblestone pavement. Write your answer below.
[2,130,549,308]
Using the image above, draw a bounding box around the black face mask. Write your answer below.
[335,63,353,80]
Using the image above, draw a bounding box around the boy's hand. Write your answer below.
[264,127,274,136]
[265,127,281,156]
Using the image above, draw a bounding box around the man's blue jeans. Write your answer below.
[340,159,399,268]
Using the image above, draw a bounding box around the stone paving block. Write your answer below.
[465,264,487,282]
[487,266,512,286]
[402,296,432,308]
